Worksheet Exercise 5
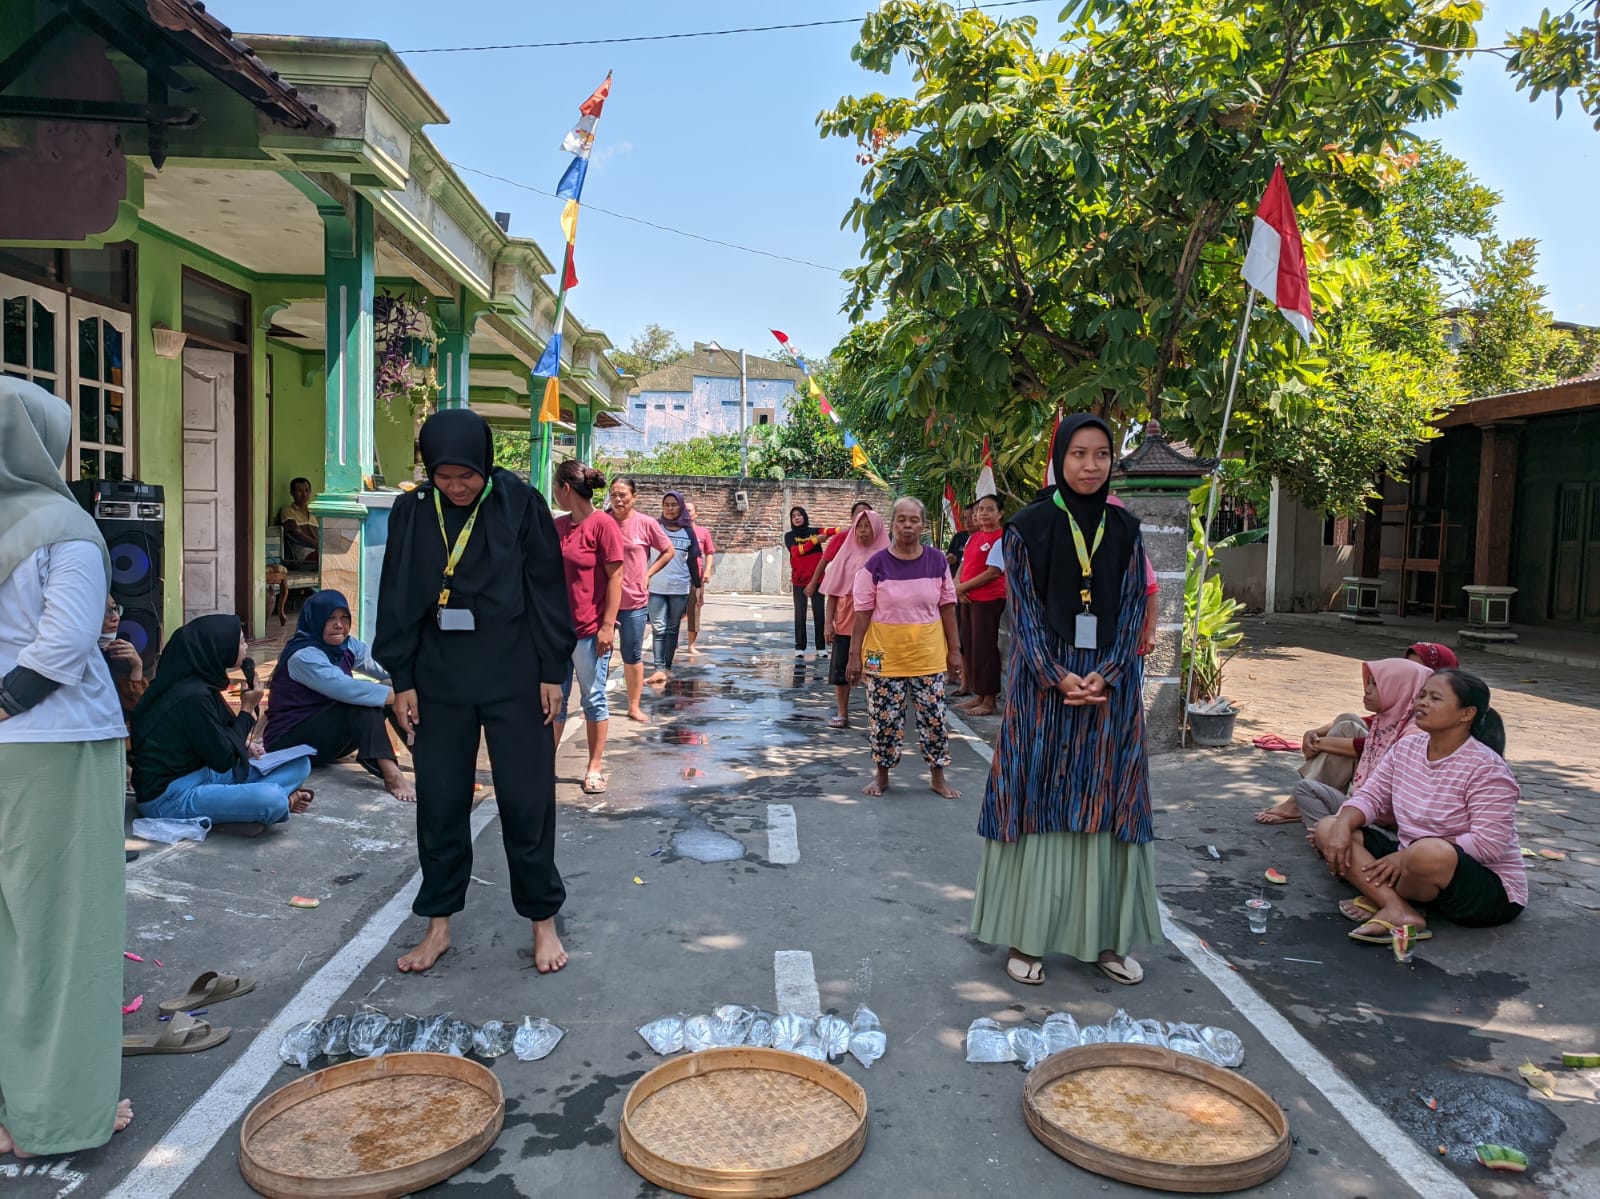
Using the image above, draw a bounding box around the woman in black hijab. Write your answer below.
[374,408,575,976]
[130,614,314,827]
[784,506,835,654]
[970,414,1160,988]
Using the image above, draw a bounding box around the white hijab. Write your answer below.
[0,377,111,587]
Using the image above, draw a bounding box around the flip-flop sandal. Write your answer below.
[123,1014,232,1056]
[158,970,257,1015]
[1253,809,1301,825]
[1097,956,1145,985]
[1339,896,1380,922]
[1348,919,1433,945]
[581,773,608,795]
[1006,953,1044,985]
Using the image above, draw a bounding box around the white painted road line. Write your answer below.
[767,803,799,863]
[773,950,821,1017]
[947,707,1474,1199]
[106,801,502,1199]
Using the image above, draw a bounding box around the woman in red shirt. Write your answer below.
[552,460,624,795]
[954,495,1007,715]
[786,507,837,654]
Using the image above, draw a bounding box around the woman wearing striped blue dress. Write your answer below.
[971,414,1160,987]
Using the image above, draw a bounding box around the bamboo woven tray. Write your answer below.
[239,1052,504,1198]
[619,1046,868,1198]
[1023,1043,1289,1193]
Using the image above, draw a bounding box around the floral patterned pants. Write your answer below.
[864,673,950,770]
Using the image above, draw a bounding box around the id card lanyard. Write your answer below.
[434,478,493,607]
[1053,492,1104,648]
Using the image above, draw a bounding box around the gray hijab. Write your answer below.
[0,376,111,588]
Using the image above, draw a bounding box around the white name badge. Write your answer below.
[1074,613,1098,650]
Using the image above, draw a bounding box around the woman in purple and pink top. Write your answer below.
[607,478,674,723]
[1314,669,1525,944]
[847,497,961,799]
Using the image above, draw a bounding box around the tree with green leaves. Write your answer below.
[820,0,1479,452]
[620,431,744,477]
[611,323,686,379]
[1456,237,1600,397]
[1506,1,1600,128]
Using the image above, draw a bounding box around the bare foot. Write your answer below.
[645,671,669,687]
[959,702,996,716]
[627,706,651,723]
[380,761,416,803]
[862,769,889,797]
[289,788,314,814]
[929,768,962,798]
[398,917,451,973]
[685,645,703,657]
[533,918,568,974]
[2,1100,130,1158]
[1359,902,1427,936]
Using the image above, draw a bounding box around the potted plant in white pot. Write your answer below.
[1183,514,1244,747]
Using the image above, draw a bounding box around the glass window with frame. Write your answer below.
[1,277,65,397]
[71,300,133,481]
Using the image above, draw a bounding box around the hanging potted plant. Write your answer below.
[373,290,440,422]
[1183,511,1245,747]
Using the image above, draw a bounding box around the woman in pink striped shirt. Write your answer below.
[1313,670,1525,943]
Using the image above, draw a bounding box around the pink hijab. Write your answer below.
[1352,658,1434,788]
[820,509,888,597]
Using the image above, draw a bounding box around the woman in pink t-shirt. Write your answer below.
[553,461,624,793]
[607,478,674,723]
[1315,669,1524,942]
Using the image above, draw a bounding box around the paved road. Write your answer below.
[14,599,1586,1198]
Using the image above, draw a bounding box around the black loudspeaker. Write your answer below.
[70,479,165,670]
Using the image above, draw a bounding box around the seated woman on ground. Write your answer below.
[1314,669,1525,943]
[1255,657,1431,828]
[130,615,314,831]
[262,589,414,803]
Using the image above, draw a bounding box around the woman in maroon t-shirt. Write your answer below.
[552,460,624,794]
[954,495,1007,715]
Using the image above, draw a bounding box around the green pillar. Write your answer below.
[529,371,553,497]
[576,403,594,464]
[310,193,375,636]
[320,195,375,496]
[436,286,471,410]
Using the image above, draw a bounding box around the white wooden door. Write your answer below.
[182,347,236,621]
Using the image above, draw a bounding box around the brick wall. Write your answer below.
[615,475,890,559]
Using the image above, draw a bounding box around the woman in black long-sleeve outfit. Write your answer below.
[375,410,576,975]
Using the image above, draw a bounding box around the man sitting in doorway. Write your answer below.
[277,477,319,567]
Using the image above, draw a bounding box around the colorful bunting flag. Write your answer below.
[770,328,886,488]
[942,482,965,533]
[539,73,612,424]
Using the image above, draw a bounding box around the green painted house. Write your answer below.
[1,0,630,646]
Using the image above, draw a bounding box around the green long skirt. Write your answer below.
[970,830,1162,962]
[0,738,126,1154]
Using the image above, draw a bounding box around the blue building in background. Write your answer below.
[596,342,807,458]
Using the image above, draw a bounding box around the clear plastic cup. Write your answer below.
[1245,898,1272,935]
[1393,924,1416,963]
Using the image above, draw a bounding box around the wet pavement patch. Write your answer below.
[1370,1069,1565,1177]
[519,1070,645,1154]
[671,820,746,863]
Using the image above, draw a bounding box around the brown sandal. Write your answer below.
[123,1013,232,1056]
[158,970,256,1015]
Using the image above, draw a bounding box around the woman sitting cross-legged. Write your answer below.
[131,615,314,831]
[262,589,414,803]
[1255,657,1430,828]
[1313,669,1525,944]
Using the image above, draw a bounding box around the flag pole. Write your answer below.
[1180,287,1255,747]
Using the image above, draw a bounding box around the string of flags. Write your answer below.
[769,329,888,488]
[535,72,612,423]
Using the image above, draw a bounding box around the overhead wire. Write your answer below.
[452,163,850,274]
[399,1,1054,54]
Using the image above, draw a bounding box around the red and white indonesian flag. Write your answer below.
[942,482,965,533]
[1241,164,1314,345]
[976,436,996,501]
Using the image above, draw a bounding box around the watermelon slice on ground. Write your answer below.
[1475,1144,1528,1173]
[1264,868,1287,885]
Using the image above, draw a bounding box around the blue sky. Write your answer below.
[228,1,1598,360]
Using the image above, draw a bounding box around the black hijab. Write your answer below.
[374,409,577,701]
[1008,413,1138,649]
[783,506,816,549]
[130,614,250,778]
